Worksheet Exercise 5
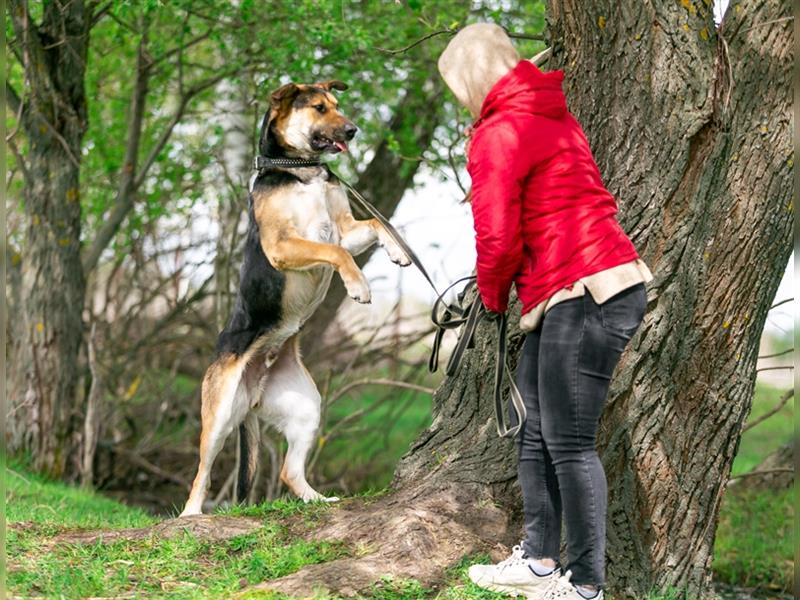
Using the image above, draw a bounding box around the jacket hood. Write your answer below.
[478,60,567,122]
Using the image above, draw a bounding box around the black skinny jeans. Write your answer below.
[512,283,646,587]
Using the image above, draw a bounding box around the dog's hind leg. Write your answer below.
[260,337,338,503]
[181,354,250,516]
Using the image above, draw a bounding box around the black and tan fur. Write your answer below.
[181,80,410,516]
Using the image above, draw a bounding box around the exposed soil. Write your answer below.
[246,481,515,597]
[50,515,262,546]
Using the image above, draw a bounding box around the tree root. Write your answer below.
[51,515,262,546]
[248,482,516,598]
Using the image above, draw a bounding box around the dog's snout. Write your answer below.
[343,122,358,140]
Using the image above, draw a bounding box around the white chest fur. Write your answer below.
[286,175,341,245]
[278,174,344,330]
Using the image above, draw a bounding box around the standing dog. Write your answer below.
[181,80,410,516]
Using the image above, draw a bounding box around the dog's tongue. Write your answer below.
[334,140,348,153]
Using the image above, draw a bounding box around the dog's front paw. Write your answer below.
[385,242,412,267]
[345,274,371,304]
[379,231,412,267]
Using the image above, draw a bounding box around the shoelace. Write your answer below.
[496,544,528,572]
[543,569,574,598]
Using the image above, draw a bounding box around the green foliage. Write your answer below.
[319,385,433,492]
[7,1,548,259]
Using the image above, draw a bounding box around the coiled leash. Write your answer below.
[255,157,526,438]
[428,277,526,439]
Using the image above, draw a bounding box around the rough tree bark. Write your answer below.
[7,0,90,479]
[545,0,792,595]
[257,1,792,598]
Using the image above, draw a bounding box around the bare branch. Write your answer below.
[758,347,793,360]
[770,297,793,310]
[755,365,793,373]
[329,378,435,405]
[727,467,793,485]
[375,28,456,55]
[741,389,794,433]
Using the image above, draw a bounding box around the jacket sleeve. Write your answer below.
[467,122,525,313]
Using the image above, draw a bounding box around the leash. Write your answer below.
[333,167,526,440]
[428,277,526,439]
[253,155,526,438]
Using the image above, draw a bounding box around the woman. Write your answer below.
[438,24,652,600]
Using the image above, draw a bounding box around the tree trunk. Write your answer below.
[401,0,792,596]
[543,0,792,596]
[258,1,792,598]
[7,0,90,479]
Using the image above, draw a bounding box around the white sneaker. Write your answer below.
[467,544,560,598]
[540,570,604,600]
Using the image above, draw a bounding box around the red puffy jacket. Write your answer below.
[467,60,641,314]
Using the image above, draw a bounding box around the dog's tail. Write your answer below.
[235,412,260,504]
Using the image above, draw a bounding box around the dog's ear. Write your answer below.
[259,83,302,156]
[316,80,348,92]
[270,82,301,106]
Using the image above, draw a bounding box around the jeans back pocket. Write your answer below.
[599,283,646,337]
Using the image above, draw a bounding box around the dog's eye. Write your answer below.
[314,104,326,113]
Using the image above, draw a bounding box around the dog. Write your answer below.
[181,79,410,516]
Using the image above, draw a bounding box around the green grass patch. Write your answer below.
[710,382,794,593]
[7,464,349,598]
[319,387,432,491]
[6,459,155,530]
[712,486,793,593]
[730,383,794,477]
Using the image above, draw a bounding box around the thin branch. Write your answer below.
[90,1,113,28]
[329,378,435,405]
[150,30,213,67]
[742,389,794,433]
[6,82,22,117]
[6,83,26,144]
[133,68,240,190]
[755,365,793,373]
[505,31,548,42]
[727,468,793,484]
[375,28,456,55]
[758,347,793,360]
[770,297,793,310]
[82,35,151,273]
[7,138,33,187]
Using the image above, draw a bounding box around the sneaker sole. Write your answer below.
[470,579,550,599]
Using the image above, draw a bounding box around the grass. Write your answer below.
[713,487,794,593]
[708,382,794,595]
[7,474,348,598]
[319,386,432,491]
[6,383,793,598]
[6,460,156,530]
[730,382,794,477]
